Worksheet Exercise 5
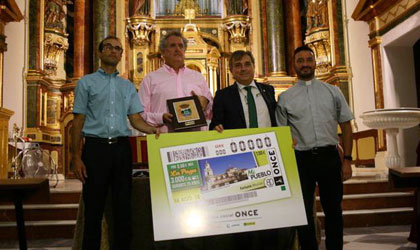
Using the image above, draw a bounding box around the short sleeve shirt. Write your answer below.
[73,68,143,138]
[276,78,354,150]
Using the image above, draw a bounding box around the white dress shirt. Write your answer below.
[236,81,272,128]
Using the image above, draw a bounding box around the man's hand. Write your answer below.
[129,113,161,138]
[342,159,352,182]
[191,91,209,111]
[151,127,161,139]
[163,113,173,124]
[214,124,224,133]
[71,114,86,184]
[292,138,297,148]
[73,156,87,184]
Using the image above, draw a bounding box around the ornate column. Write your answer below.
[284,0,302,76]
[93,0,112,70]
[305,0,332,76]
[73,0,92,79]
[0,0,23,178]
[368,37,384,110]
[126,16,155,88]
[260,0,268,76]
[43,0,69,77]
[265,0,287,77]
[24,0,70,177]
[206,47,221,95]
[368,36,386,150]
[222,15,250,52]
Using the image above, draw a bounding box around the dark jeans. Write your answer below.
[295,146,343,250]
[81,137,133,250]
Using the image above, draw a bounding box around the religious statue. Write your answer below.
[174,0,201,16]
[306,0,328,32]
[225,0,248,15]
[45,0,67,30]
[131,0,150,16]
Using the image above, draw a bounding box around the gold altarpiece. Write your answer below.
[21,0,351,178]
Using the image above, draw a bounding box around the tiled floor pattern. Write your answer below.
[0,225,416,249]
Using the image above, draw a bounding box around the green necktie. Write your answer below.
[245,86,258,128]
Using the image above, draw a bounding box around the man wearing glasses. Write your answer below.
[72,36,158,250]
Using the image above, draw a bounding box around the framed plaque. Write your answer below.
[167,96,207,131]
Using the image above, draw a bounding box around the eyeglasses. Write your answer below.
[102,44,123,53]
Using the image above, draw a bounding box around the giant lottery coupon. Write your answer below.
[147,127,307,241]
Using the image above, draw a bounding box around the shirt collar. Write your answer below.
[297,78,315,86]
[98,68,119,76]
[236,80,256,90]
[163,64,186,74]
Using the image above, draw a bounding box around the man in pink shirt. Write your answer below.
[138,31,213,133]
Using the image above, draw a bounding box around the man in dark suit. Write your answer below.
[209,50,294,250]
[210,50,277,130]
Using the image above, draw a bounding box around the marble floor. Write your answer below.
[322,225,417,250]
[0,225,416,249]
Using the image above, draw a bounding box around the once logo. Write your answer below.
[235,209,259,218]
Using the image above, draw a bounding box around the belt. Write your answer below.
[296,145,337,154]
[85,136,129,145]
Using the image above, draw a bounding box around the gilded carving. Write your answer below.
[223,15,250,44]
[126,18,155,46]
[44,32,69,75]
[64,91,74,113]
[45,0,68,31]
[305,0,331,76]
[376,0,416,32]
[306,0,329,32]
[207,47,221,68]
[174,0,201,16]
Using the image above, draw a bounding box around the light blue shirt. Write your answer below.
[73,68,143,138]
[276,78,354,150]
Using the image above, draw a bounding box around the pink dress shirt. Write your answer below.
[139,64,213,133]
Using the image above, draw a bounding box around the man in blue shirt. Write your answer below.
[276,46,353,250]
[72,36,158,250]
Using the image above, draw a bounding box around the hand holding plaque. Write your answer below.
[166,95,207,131]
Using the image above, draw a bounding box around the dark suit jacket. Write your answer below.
[209,82,277,130]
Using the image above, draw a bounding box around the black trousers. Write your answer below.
[295,146,343,250]
[81,137,133,250]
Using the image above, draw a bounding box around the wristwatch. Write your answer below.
[344,155,353,161]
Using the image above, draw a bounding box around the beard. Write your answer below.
[296,67,315,80]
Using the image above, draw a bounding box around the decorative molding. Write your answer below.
[63,91,74,113]
[352,0,420,36]
[223,15,251,44]
[305,28,332,76]
[126,17,155,47]
[174,0,201,16]
[43,30,69,76]
[0,0,24,23]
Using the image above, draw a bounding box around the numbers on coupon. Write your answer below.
[170,176,185,183]
[230,137,272,152]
